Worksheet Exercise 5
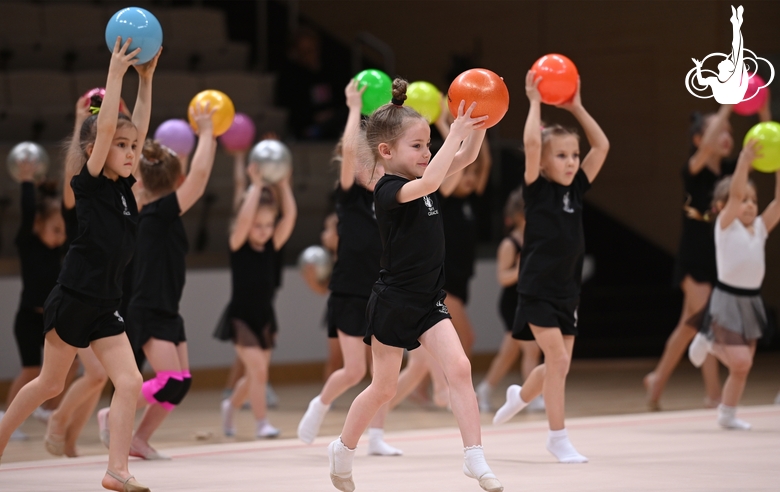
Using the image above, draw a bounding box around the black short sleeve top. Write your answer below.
[373,174,445,295]
[58,165,138,299]
[518,169,591,299]
[441,194,478,283]
[328,184,382,297]
[229,241,278,321]
[129,192,187,314]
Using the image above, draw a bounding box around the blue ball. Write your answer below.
[105,7,163,64]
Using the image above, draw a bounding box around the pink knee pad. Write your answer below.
[142,371,183,411]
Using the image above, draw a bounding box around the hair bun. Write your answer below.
[391,78,408,103]
[142,139,167,165]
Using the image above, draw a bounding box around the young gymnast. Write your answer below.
[327,79,503,492]
[476,188,543,413]
[688,139,780,429]
[1,164,66,441]
[297,80,400,456]
[220,155,297,439]
[97,102,217,459]
[0,38,159,492]
[44,94,111,459]
[493,71,609,465]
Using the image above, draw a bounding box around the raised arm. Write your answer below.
[129,48,162,175]
[176,102,217,215]
[446,128,487,177]
[272,174,297,250]
[396,102,486,203]
[557,78,609,183]
[758,87,772,122]
[524,71,543,186]
[17,162,38,231]
[689,105,732,175]
[719,139,756,230]
[229,165,262,252]
[340,80,365,191]
[231,151,248,212]
[496,238,520,287]
[63,95,92,208]
[474,134,492,195]
[761,168,780,233]
[87,37,139,177]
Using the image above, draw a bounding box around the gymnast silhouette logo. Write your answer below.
[685,5,774,103]
[423,195,438,216]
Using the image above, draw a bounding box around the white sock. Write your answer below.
[297,395,330,444]
[221,399,236,436]
[476,382,493,412]
[492,385,528,424]
[546,429,588,463]
[717,404,751,430]
[774,392,780,405]
[367,428,403,456]
[463,445,503,492]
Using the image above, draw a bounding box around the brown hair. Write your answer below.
[711,176,757,211]
[541,124,580,148]
[504,186,525,220]
[35,180,62,222]
[362,78,425,176]
[78,113,135,159]
[139,139,182,195]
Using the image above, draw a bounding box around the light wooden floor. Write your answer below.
[1,355,779,490]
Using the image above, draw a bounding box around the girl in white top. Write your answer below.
[689,139,780,430]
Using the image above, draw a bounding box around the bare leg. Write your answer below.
[0,330,77,454]
[64,386,102,457]
[320,334,367,405]
[390,347,434,409]
[483,334,522,388]
[645,276,718,408]
[91,334,144,491]
[5,367,40,407]
[233,346,272,422]
[325,337,344,380]
[712,343,755,407]
[225,357,244,392]
[520,341,542,381]
[521,327,574,431]
[446,294,475,359]
[43,358,79,410]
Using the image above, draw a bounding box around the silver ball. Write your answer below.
[6,142,49,182]
[249,140,292,184]
[298,245,333,282]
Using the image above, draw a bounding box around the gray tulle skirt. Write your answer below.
[696,284,767,346]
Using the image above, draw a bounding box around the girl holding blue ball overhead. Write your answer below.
[0,38,160,492]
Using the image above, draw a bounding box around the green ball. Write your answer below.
[406,81,442,124]
[744,121,780,173]
[355,69,392,116]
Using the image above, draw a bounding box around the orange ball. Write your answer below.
[188,90,235,136]
[447,68,509,129]
[531,54,578,105]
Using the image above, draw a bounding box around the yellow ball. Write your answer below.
[188,90,235,136]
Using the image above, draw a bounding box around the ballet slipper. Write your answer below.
[104,470,151,492]
[44,432,66,457]
[642,373,661,411]
[129,442,171,461]
[463,463,504,492]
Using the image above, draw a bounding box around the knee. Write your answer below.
[343,364,367,387]
[84,367,109,388]
[729,356,753,376]
[114,369,143,394]
[447,355,473,385]
[545,352,571,376]
[39,377,66,399]
[142,371,191,410]
[373,382,397,403]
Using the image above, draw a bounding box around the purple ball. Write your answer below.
[219,113,256,152]
[154,119,196,157]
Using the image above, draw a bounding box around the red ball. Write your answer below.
[447,68,509,129]
[532,54,578,105]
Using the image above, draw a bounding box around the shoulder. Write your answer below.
[374,175,408,210]
[71,164,103,193]
[573,168,592,192]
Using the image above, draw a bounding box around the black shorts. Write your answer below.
[365,284,452,351]
[327,294,369,339]
[14,307,44,367]
[127,306,186,347]
[43,284,125,349]
[512,295,579,341]
[444,276,469,304]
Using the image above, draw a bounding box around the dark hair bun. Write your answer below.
[142,139,167,164]
[392,78,408,103]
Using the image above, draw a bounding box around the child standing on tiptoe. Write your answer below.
[0,38,159,492]
[220,157,297,439]
[688,140,780,430]
[493,71,609,464]
[328,79,502,492]
[297,80,400,456]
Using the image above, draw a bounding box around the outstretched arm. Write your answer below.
[229,165,262,252]
[719,139,756,230]
[395,102,487,203]
[88,37,139,177]
[272,175,297,250]
[176,102,217,215]
[130,48,162,175]
[689,104,732,175]
[340,80,365,191]
[557,78,609,183]
[446,128,487,177]
[524,71,543,185]
[63,95,92,208]
[761,168,780,234]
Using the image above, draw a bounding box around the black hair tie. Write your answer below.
[391,97,405,106]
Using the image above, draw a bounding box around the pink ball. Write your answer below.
[734,73,768,116]
[154,119,196,156]
[219,113,256,152]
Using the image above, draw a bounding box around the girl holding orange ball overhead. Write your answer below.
[327,79,502,492]
[493,70,609,465]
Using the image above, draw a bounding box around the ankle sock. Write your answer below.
[367,428,403,456]
[717,404,751,430]
[546,428,588,463]
[493,385,528,424]
[297,395,330,444]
